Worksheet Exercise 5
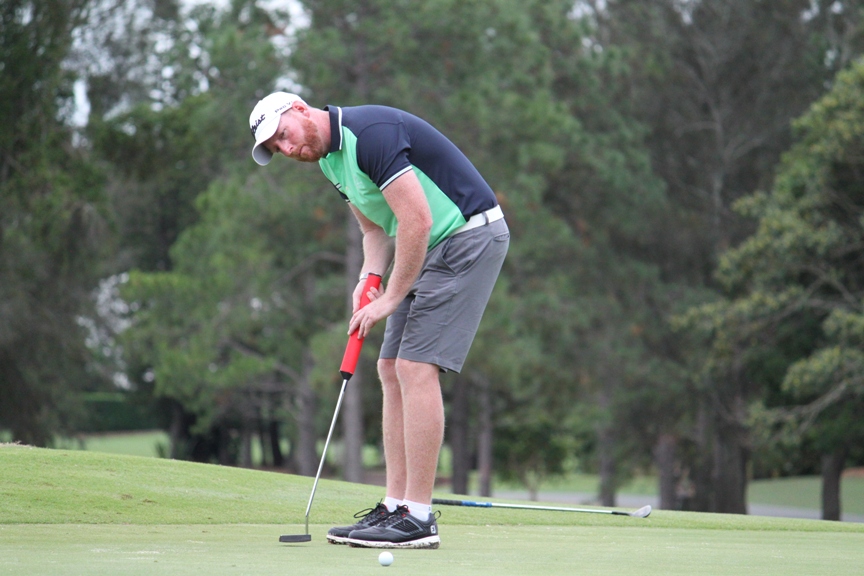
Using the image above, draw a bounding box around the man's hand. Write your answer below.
[352,278,379,314]
[348,283,397,339]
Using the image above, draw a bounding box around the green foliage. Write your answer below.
[0,0,112,445]
[119,165,347,440]
[685,56,864,476]
[493,415,573,496]
[78,393,162,432]
[86,1,289,271]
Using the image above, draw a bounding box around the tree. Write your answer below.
[85,0,290,272]
[599,0,864,513]
[119,163,348,466]
[0,0,111,444]
[682,56,864,520]
[84,0,300,462]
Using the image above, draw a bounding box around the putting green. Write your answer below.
[1,523,861,576]
[2,445,863,575]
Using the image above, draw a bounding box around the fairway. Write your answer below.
[1,445,863,576]
[3,524,862,576]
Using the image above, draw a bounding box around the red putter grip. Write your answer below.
[340,273,382,379]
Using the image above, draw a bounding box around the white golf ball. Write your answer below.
[378,551,394,566]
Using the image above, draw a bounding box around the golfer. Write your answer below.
[249,92,509,549]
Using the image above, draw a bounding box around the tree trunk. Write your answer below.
[597,388,616,507]
[448,374,471,495]
[476,373,493,497]
[239,425,253,468]
[258,418,271,468]
[217,426,232,466]
[654,433,678,510]
[238,391,254,468]
[168,400,188,460]
[598,425,617,507]
[295,348,318,476]
[269,420,284,467]
[821,446,848,521]
[712,423,748,514]
[342,203,366,483]
[691,403,715,511]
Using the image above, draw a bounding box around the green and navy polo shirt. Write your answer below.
[318,105,498,249]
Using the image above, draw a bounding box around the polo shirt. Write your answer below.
[318,105,497,249]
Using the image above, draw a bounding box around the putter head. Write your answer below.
[279,534,312,543]
[630,505,652,518]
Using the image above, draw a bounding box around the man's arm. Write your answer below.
[349,204,394,311]
[349,169,432,338]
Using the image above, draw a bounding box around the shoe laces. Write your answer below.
[353,502,389,521]
[378,505,411,527]
[378,505,440,527]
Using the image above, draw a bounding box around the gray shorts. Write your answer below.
[380,217,509,373]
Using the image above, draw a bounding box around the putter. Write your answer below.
[432,498,652,518]
[279,273,383,543]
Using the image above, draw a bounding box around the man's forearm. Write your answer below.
[360,226,395,279]
[384,217,429,303]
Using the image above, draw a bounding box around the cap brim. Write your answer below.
[252,142,274,166]
[251,116,280,166]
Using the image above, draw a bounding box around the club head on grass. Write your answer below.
[279,534,312,543]
[631,505,652,518]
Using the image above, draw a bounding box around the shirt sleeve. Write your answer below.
[354,120,413,191]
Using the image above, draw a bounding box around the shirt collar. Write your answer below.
[324,105,342,153]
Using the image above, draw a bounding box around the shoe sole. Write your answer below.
[326,535,350,545]
[345,535,440,549]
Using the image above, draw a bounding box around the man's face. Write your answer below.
[264,105,326,163]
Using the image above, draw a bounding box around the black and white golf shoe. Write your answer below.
[327,502,393,545]
[345,505,441,549]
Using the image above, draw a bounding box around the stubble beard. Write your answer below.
[296,116,325,162]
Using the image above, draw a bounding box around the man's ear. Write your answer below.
[292,100,310,116]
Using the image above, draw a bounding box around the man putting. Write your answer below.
[249,92,509,549]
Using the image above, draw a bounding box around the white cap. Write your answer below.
[249,92,305,166]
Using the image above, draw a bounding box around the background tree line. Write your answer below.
[3,0,864,520]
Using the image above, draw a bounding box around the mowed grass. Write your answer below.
[1,444,863,576]
[57,430,170,459]
[61,430,864,514]
[748,475,864,515]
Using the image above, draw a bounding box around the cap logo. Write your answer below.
[251,114,265,137]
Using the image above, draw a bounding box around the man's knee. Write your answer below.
[393,358,440,387]
[378,358,398,387]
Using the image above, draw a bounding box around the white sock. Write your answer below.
[402,499,432,522]
[383,496,401,513]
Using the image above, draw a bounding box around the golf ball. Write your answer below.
[378,551,394,566]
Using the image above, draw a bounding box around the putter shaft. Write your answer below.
[304,377,350,534]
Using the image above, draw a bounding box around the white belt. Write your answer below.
[453,205,504,235]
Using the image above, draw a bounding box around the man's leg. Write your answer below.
[341,357,442,548]
[326,361,404,545]
[379,357,444,504]
[378,358,407,501]
[395,358,444,506]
